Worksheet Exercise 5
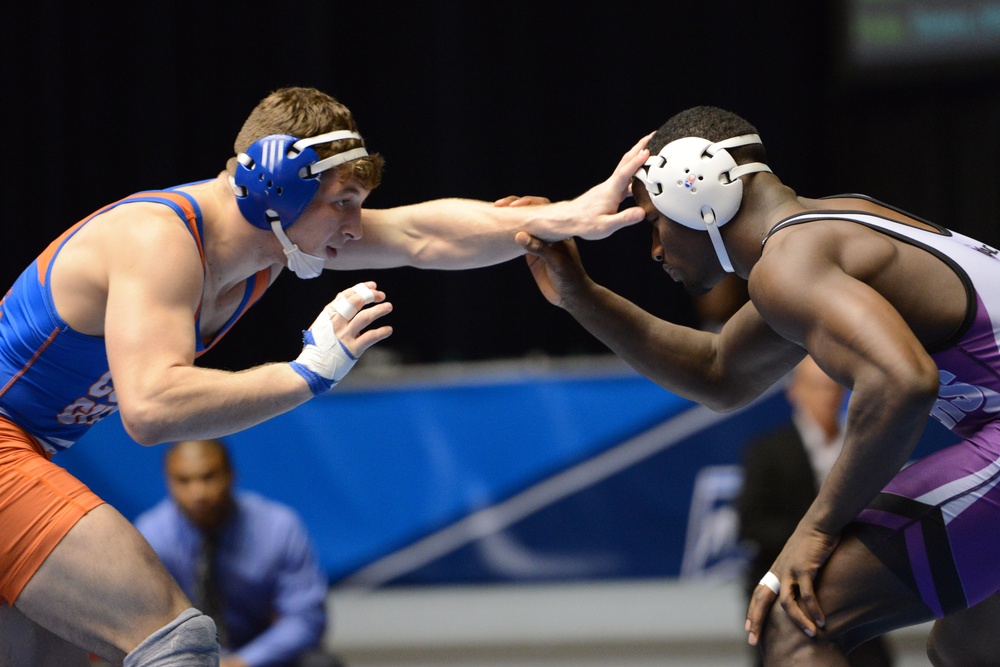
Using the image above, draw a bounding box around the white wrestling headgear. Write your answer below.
[634,134,771,273]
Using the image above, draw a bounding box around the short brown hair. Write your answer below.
[227,86,384,190]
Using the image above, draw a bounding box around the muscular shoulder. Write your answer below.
[751,224,835,298]
[51,201,205,335]
[59,200,203,283]
[748,222,869,343]
[103,201,202,259]
[758,217,902,285]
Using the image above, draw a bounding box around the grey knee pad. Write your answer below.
[123,608,219,667]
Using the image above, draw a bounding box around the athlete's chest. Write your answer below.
[196,280,251,343]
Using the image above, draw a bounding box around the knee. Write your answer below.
[124,609,218,667]
[760,605,855,665]
[758,605,812,664]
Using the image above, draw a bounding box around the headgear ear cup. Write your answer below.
[233,135,323,230]
[231,129,369,230]
[635,134,771,273]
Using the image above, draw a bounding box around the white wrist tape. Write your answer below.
[332,283,375,320]
[290,303,360,395]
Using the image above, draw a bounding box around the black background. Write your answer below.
[4,1,999,371]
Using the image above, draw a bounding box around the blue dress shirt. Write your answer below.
[135,491,328,667]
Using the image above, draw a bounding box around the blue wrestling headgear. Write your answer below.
[229,129,368,280]
[231,130,368,230]
[634,134,770,273]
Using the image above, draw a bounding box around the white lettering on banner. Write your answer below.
[930,370,1000,430]
[679,465,748,579]
[57,370,119,425]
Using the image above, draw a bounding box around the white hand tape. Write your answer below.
[332,283,376,320]
[291,303,360,394]
[758,571,780,595]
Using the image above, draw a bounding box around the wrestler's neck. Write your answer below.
[181,175,282,295]
[720,173,802,276]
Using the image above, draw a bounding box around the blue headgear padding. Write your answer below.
[233,135,323,230]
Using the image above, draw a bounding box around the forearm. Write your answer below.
[346,138,648,271]
[560,281,740,409]
[409,198,544,269]
[351,194,642,271]
[561,281,790,411]
[118,362,313,446]
[802,377,937,535]
[353,199,552,270]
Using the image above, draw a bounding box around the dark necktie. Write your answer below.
[194,534,229,648]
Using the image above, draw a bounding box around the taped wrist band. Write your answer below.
[292,295,368,395]
[759,571,780,595]
[290,361,335,396]
[332,283,376,320]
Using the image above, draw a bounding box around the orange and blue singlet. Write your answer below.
[0,186,269,454]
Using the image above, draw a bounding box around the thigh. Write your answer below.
[761,531,935,665]
[0,421,104,603]
[15,503,192,663]
[853,432,1000,617]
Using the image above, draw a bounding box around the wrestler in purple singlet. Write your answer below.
[765,196,1000,617]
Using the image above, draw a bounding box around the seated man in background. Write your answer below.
[135,439,341,667]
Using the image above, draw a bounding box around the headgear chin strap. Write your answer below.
[635,134,770,273]
[271,223,326,279]
[229,130,369,280]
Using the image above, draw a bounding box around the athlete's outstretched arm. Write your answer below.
[330,135,651,270]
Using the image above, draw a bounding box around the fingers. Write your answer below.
[509,195,552,207]
[615,132,654,174]
[335,301,393,357]
[789,574,825,637]
[331,282,383,321]
[494,195,552,208]
[745,581,778,646]
[745,573,825,648]
[515,231,546,255]
[493,195,519,207]
[606,204,647,231]
[619,131,654,166]
[346,301,392,333]
[327,282,392,351]
[601,135,652,209]
[352,321,394,354]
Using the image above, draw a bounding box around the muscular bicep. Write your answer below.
[752,258,935,392]
[104,227,203,408]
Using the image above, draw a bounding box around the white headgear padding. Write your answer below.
[635,134,771,273]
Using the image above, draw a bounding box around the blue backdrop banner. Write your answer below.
[56,359,956,587]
